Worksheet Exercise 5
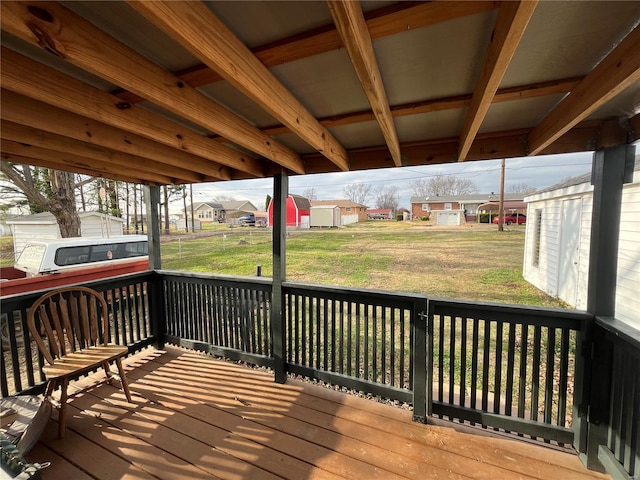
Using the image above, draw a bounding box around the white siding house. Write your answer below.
[523,160,640,328]
[7,212,124,257]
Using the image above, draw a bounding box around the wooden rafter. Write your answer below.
[300,121,608,173]
[114,1,498,104]
[129,1,349,172]
[262,77,581,136]
[528,24,640,155]
[0,90,232,182]
[457,0,537,161]
[1,122,212,184]
[0,47,252,179]
[0,1,305,175]
[1,146,167,185]
[328,0,401,167]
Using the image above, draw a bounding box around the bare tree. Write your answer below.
[374,185,399,211]
[302,187,317,201]
[508,182,537,195]
[0,163,81,237]
[343,182,372,206]
[410,175,477,197]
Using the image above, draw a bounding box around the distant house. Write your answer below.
[310,200,368,225]
[187,200,258,224]
[410,193,525,225]
[6,211,124,257]
[523,159,640,327]
[367,208,393,220]
[267,194,311,228]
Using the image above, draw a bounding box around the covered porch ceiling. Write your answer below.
[1,1,639,186]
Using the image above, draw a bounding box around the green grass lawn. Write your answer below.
[0,236,15,268]
[160,221,564,308]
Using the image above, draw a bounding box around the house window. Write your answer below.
[444,203,452,210]
[421,204,430,211]
[533,209,542,267]
[346,207,352,213]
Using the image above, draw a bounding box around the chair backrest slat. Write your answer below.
[68,294,84,349]
[47,297,66,356]
[27,287,111,366]
[88,297,98,345]
[79,294,91,346]
[58,295,76,353]
[33,305,56,364]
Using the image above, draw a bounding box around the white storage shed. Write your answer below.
[310,205,341,228]
[7,212,125,257]
[523,159,640,328]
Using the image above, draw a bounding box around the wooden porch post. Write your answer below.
[575,144,635,470]
[272,173,288,383]
[145,186,165,349]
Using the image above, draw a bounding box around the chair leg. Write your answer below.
[102,361,113,384]
[58,377,69,439]
[45,379,56,398]
[115,357,132,403]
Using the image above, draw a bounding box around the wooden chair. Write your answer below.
[27,286,132,438]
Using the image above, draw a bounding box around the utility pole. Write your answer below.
[498,158,505,232]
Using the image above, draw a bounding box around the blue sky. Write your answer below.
[181,151,594,212]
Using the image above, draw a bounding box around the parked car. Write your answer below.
[493,213,526,225]
[237,214,256,226]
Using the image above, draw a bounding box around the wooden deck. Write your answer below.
[26,347,611,480]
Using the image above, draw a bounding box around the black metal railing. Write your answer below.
[0,272,154,397]
[429,299,587,445]
[5,270,640,478]
[283,282,427,406]
[593,317,640,480]
[160,271,273,367]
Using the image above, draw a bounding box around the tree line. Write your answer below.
[0,163,191,237]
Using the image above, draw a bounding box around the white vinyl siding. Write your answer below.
[524,172,639,328]
[616,182,640,327]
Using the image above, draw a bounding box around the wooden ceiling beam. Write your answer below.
[301,122,604,171]
[129,1,349,172]
[528,24,640,155]
[0,1,304,175]
[263,76,580,136]
[457,0,537,161]
[328,0,402,167]
[114,1,497,104]
[1,122,211,184]
[0,90,232,181]
[0,47,259,178]
[1,145,167,185]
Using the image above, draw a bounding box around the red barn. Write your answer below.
[267,194,311,228]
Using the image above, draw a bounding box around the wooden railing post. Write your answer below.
[145,186,165,348]
[271,173,288,383]
[412,297,429,423]
[579,144,635,471]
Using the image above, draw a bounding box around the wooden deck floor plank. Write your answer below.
[139,364,521,480]
[168,353,607,479]
[25,440,95,479]
[28,347,610,480]
[60,396,226,480]
[75,381,344,480]
[125,376,413,480]
[141,352,599,480]
[67,385,284,480]
[37,417,160,480]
